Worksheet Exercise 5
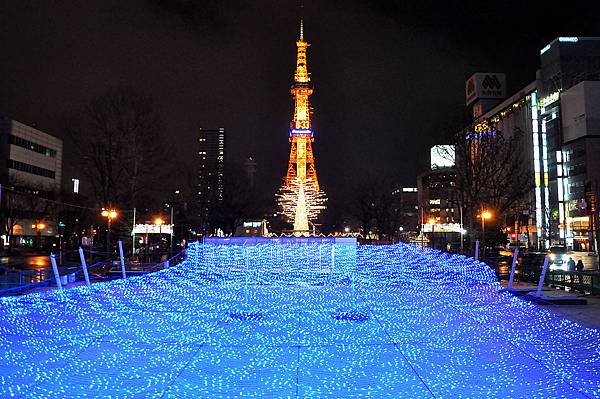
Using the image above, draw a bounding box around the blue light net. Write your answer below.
[0,241,598,398]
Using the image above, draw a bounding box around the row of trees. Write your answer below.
[1,181,92,252]
[65,86,173,210]
[345,124,534,247]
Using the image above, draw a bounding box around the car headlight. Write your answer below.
[549,254,556,261]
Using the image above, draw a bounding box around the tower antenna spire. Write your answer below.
[299,0,304,41]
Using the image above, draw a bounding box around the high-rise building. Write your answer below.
[197,127,225,230]
[0,116,63,246]
[0,116,63,192]
[459,37,600,252]
[391,186,419,233]
[538,37,600,251]
[278,20,326,234]
[244,156,257,188]
[417,147,460,233]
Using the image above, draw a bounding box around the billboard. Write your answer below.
[132,223,173,235]
[465,73,506,105]
[430,145,455,169]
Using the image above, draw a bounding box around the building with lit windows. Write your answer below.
[538,37,600,252]
[0,116,63,192]
[0,116,63,246]
[197,127,225,231]
[391,186,419,233]
[417,146,461,249]
[461,37,600,252]
[472,82,541,248]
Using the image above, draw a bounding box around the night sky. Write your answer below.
[2,0,599,211]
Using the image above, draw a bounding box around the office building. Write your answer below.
[197,127,225,230]
[0,116,63,246]
[460,37,600,251]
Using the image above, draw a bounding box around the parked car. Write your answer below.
[548,246,569,271]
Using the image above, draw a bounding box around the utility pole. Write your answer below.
[132,207,136,257]
[460,205,464,253]
[170,206,174,256]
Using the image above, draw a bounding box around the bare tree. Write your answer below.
[1,176,56,251]
[452,124,533,237]
[66,86,172,209]
[352,174,398,239]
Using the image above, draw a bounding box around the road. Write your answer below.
[0,254,51,270]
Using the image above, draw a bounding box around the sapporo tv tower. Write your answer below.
[277,20,326,235]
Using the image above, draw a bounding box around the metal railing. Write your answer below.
[483,255,600,295]
[0,245,186,296]
[545,271,600,295]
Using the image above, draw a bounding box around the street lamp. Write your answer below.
[428,218,436,249]
[480,209,492,257]
[31,223,45,249]
[101,208,118,254]
[153,217,164,262]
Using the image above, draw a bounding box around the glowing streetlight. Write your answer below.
[428,218,436,249]
[479,209,492,257]
[32,223,45,249]
[101,208,118,253]
[149,217,165,262]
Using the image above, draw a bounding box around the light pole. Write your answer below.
[480,209,492,258]
[428,218,436,249]
[154,217,164,261]
[169,206,174,256]
[31,222,45,250]
[459,206,464,253]
[101,209,118,254]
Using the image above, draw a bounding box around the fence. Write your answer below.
[483,255,600,295]
[0,243,186,296]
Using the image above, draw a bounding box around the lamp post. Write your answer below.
[154,217,164,261]
[31,222,45,250]
[480,209,492,258]
[101,209,118,254]
[428,218,436,249]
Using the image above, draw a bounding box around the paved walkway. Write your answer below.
[1,243,599,398]
[502,280,600,330]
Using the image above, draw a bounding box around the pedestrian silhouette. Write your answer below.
[576,259,584,272]
[567,257,576,272]
[567,257,576,284]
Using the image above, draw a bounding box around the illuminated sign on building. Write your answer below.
[290,129,313,135]
[465,73,506,106]
[538,91,560,109]
[132,224,173,235]
[430,145,455,169]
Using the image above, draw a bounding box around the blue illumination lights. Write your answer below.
[290,128,313,135]
[0,241,599,398]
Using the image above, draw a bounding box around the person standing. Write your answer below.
[567,257,576,284]
[576,259,585,286]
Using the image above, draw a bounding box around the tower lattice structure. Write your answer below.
[284,20,319,191]
[279,20,326,233]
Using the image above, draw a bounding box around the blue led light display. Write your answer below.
[0,241,599,398]
[290,128,313,135]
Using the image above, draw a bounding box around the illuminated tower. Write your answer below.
[278,21,326,234]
